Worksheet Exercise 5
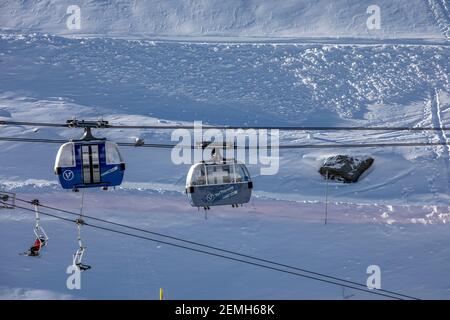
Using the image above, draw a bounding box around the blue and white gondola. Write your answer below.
[185,160,253,209]
[54,139,125,190]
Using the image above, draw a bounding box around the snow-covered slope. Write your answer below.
[0,32,449,205]
[1,1,450,300]
[2,192,450,299]
[0,0,448,39]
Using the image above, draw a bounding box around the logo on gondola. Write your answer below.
[206,193,215,202]
[63,170,74,181]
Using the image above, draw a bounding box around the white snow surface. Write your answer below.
[1,1,450,300]
[0,0,448,39]
[0,32,449,205]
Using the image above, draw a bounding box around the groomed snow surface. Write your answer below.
[1,0,450,299]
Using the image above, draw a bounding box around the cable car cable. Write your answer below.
[7,197,419,300]
[1,136,450,149]
[1,200,414,300]
[2,120,450,131]
[72,190,91,271]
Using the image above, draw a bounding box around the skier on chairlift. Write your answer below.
[29,238,43,257]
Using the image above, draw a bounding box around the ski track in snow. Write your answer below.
[433,89,450,171]
[428,89,450,195]
[427,0,450,39]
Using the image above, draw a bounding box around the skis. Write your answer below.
[19,251,40,257]
[21,237,47,256]
[76,263,92,271]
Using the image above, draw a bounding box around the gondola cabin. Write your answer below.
[54,141,125,190]
[186,161,253,208]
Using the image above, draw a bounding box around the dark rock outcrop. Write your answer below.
[319,155,374,183]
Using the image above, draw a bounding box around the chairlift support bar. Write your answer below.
[31,199,49,246]
[73,218,90,271]
[76,219,84,251]
[76,218,85,247]
[32,199,41,229]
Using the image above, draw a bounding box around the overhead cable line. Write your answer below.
[1,119,450,131]
[15,196,418,300]
[1,201,407,300]
[0,136,448,149]
[1,198,419,300]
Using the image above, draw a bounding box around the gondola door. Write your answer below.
[81,145,101,185]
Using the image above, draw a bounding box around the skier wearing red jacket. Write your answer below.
[29,238,41,256]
